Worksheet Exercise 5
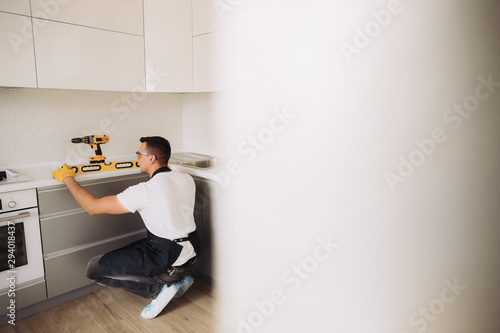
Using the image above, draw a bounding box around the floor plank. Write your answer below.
[75,291,124,330]
[0,276,218,333]
[103,317,150,333]
[43,300,106,333]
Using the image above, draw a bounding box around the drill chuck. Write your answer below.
[71,138,84,143]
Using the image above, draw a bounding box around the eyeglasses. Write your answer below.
[136,151,156,159]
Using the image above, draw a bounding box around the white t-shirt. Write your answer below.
[117,171,197,266]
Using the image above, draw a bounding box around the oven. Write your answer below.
[0,189,45,292]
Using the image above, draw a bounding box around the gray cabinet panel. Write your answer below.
[38,174,149,215]
[191,177,216,280]
[41,210,145,254]
[39,173,149,299]
[193,178,205,273]
[44,232,145,298]
[0,281,47,315]
[201,180,215,278]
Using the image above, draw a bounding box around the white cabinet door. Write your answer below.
[33,18,145,92]
[0,12,37,88]
[0,0,30,16]
[192,0,220,36]
[193,32,225,92]
[144,0,192,92]
[30,0,144,36]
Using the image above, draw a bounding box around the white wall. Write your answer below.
[0,88,183,167]
[182,92,222,155]
[203,1,500,332]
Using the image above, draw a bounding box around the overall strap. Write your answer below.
[151,166,171,178]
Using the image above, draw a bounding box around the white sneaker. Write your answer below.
[140,284,178,319]
[173,275,194,299]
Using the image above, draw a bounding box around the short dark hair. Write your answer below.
[140,136,171,165]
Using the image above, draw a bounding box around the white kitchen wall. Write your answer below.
[181,93,217,154]
[207,1,500,332]
[181,92,232,157]
[0,87,183,168]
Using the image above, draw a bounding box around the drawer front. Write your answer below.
[0,280,47,315]
[44,232,145,298]
[38,174,149,215]
[41,210,145,254]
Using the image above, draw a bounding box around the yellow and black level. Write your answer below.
[69,161,139,174]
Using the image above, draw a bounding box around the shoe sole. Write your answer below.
[140,284,178,319]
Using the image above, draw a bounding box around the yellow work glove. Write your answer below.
[52,164,76,182]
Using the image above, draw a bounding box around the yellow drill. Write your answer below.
[71,135,109,164]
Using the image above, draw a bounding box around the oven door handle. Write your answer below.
[0,212,31,223]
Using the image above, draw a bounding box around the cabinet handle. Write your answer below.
[0,212,31,223]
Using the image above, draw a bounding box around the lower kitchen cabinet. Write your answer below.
[201,180,217,281]
[193,178,205,275]
[192,177,217,282]
[38,174,148,299]
[44,233,144,298]
[0,280,46,316]
[40,209,146,254]
[37,173,217,299]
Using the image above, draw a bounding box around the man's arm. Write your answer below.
[63,177,130,216]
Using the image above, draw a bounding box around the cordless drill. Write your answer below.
[71,135,109,164]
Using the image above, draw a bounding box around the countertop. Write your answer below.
[0,153,221,194]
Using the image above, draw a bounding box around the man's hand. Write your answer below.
[52,164,76,183]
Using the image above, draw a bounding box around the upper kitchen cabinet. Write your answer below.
[0,0,31,16]
[0,12,37,88]
[193,32,225,92]
[192,0,220,36]
[30,0,144,36]
[33,18,145,91]
[144,0,192,92]
[192,0,225,92]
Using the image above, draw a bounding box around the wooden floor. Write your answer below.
[0,276,219,333]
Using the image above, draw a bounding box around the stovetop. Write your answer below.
[0,169,33,186]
